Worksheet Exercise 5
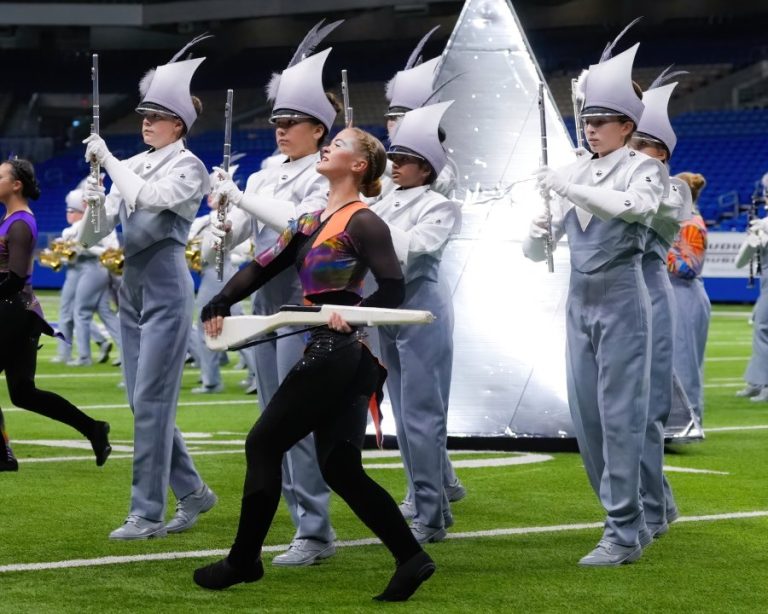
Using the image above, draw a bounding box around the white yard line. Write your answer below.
[710,311,753,318]
[705,424,768,432]
[1,511,766,574]
[705,356,750,362]
[4,399,256,413]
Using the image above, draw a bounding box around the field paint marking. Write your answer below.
[705,357,750,362]
[365,453,553,469]
[4,399,256,413]
[2,511,766,574]
[707,341,752,346]
[706,424,768,432]
[710,311,753,318]
[704,383,746,388]
[32,370,244,380]
[663,465,728,475]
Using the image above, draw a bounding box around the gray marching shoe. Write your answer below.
[399,499,416,520]
[410,523,447,544]
[165,484,217,534]
[97,341,113,364]
[750,387,768,402]
[638,526,653,549]
[109,515,167,540]
[735,384,762,398]
[445,479,467,503]
[649,522,670,538]
[578,540,642,567]
[272,538,337,567]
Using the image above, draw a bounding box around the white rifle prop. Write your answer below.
[205,304,435,351]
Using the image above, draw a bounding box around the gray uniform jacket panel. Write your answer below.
[99,140,209,258]
[370,185,461,283]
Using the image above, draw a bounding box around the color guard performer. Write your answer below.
[210,22,340,566]
[0,159,111,472]
[668,172,711,420]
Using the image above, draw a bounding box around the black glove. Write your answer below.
[201,294,231,322]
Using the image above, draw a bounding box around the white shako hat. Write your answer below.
[388,100,453,176]
[580,43,644,124]
[635,66,686,156]
[135,33,211,132]
[267,19,343,133]
[385,26,441,117]
[65,188,85,213]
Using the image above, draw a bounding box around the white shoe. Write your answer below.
[109,516,167,540]
[750,387,768,402]
[410,523,447,544]
[191,384,224,394]
[578,540,642,567]
[67,357,93,367]
[272,538,337,567]
[165,484,217,533]
[97,341,113,364]
[244,381,259,395]
[736,384,762,398]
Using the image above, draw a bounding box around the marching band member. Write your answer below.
[79,39,216,539]
[67,192,123,367]
[628,72,691,537]
[381,31,464,506]
[524,43,667,566]
[187,163,249,395]
[381,29,457,201]
[195,127,436,602]
[735,193,768,402]
[53,188,116,365]
[370,101,461,543]
[0,159,111,472]
[210,24,340,566]
[668,172,711,420]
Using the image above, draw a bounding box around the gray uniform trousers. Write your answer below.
[73,258,121,361]
[670,275,710,421]
[192,261,243,388]
[56,263,82,360]
[640,252,678,529]
[251,245,333,543]
[379,276,453,530]
[120,239,203,521]
[566,255,651,547]
[745,253,768,386]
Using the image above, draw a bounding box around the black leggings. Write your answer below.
[228,330,422,568]
[0,323,97,459]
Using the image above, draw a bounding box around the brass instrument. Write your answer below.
[38,239,79,272]
[186,237,203,273]
[99,247,124,276]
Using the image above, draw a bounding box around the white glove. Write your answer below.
[746,232,763,248]
[749,218,768,234]
[83,177,106,209]
[529,212,551,239]
[574,146,591,158]
[209,220,233,251]
[211,167,244,206]
[535,165,570,198]
[83,134,114,166]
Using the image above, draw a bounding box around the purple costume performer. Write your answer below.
[0,209,110,471]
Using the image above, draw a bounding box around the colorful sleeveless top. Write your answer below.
[0,210,44,318]
[667,213,707,280]
[255,202,370,304]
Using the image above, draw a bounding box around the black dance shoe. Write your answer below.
[193,557,264,590]
[373,550,436,602]
[0,456,19,472]
[89,421,112,467]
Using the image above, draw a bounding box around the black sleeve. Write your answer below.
[347,209,405,308]
[201,231,308,322]
[0,220,33,299]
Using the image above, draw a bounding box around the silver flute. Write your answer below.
[90,53,101,233]
[570,77,585,150]
[216,89,234,282]
[341,69,353,127]
[538,82,555,273]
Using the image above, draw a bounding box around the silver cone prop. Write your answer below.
[369,0,700,443]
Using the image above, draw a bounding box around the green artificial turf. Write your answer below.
[1,295,767,613]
